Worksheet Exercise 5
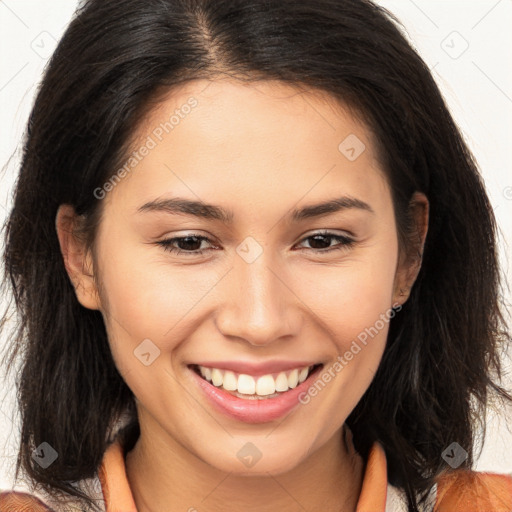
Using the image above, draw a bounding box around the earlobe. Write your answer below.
[392,192,429,306]
[55,204,101,310]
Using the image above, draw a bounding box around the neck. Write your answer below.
[125,415,364,512]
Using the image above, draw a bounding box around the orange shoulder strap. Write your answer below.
[0,491,55,512]
[435,471,512,512]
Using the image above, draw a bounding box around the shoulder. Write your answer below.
[435,470,512,512]
[0,490,55,511]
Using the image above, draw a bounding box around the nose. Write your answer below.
[215,247,303,347]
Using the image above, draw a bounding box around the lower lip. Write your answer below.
[188,364,323,423]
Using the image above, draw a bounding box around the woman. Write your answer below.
[1,0,511,511]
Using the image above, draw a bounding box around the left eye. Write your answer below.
[296,232,355,252]
[156,231,355,256]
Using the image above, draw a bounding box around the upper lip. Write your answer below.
[189,360,322,377]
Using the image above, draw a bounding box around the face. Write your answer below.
[60,78,425,476]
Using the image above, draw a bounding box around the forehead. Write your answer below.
[136,78,374,154]
[105,78,390,218]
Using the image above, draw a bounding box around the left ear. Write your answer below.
[392,191,429,306]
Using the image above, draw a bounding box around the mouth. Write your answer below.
[188,363,324,400]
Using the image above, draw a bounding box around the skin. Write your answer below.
[56,78,428,512]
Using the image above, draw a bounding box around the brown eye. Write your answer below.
[297,232,355,253]
[157,235,213,255]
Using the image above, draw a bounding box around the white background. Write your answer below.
[1,0,511,491]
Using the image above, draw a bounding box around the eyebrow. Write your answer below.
[137,195,374,223]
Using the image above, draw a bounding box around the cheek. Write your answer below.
[96,237,226,367]
[299,249,398,419]
[294,237,398,345]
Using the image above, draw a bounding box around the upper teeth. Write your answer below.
[197,365,314,396]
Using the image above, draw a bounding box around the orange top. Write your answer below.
[1,436,511,511]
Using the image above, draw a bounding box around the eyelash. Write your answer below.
[156,230,355,257]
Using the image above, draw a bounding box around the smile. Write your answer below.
[191,363,322,399]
